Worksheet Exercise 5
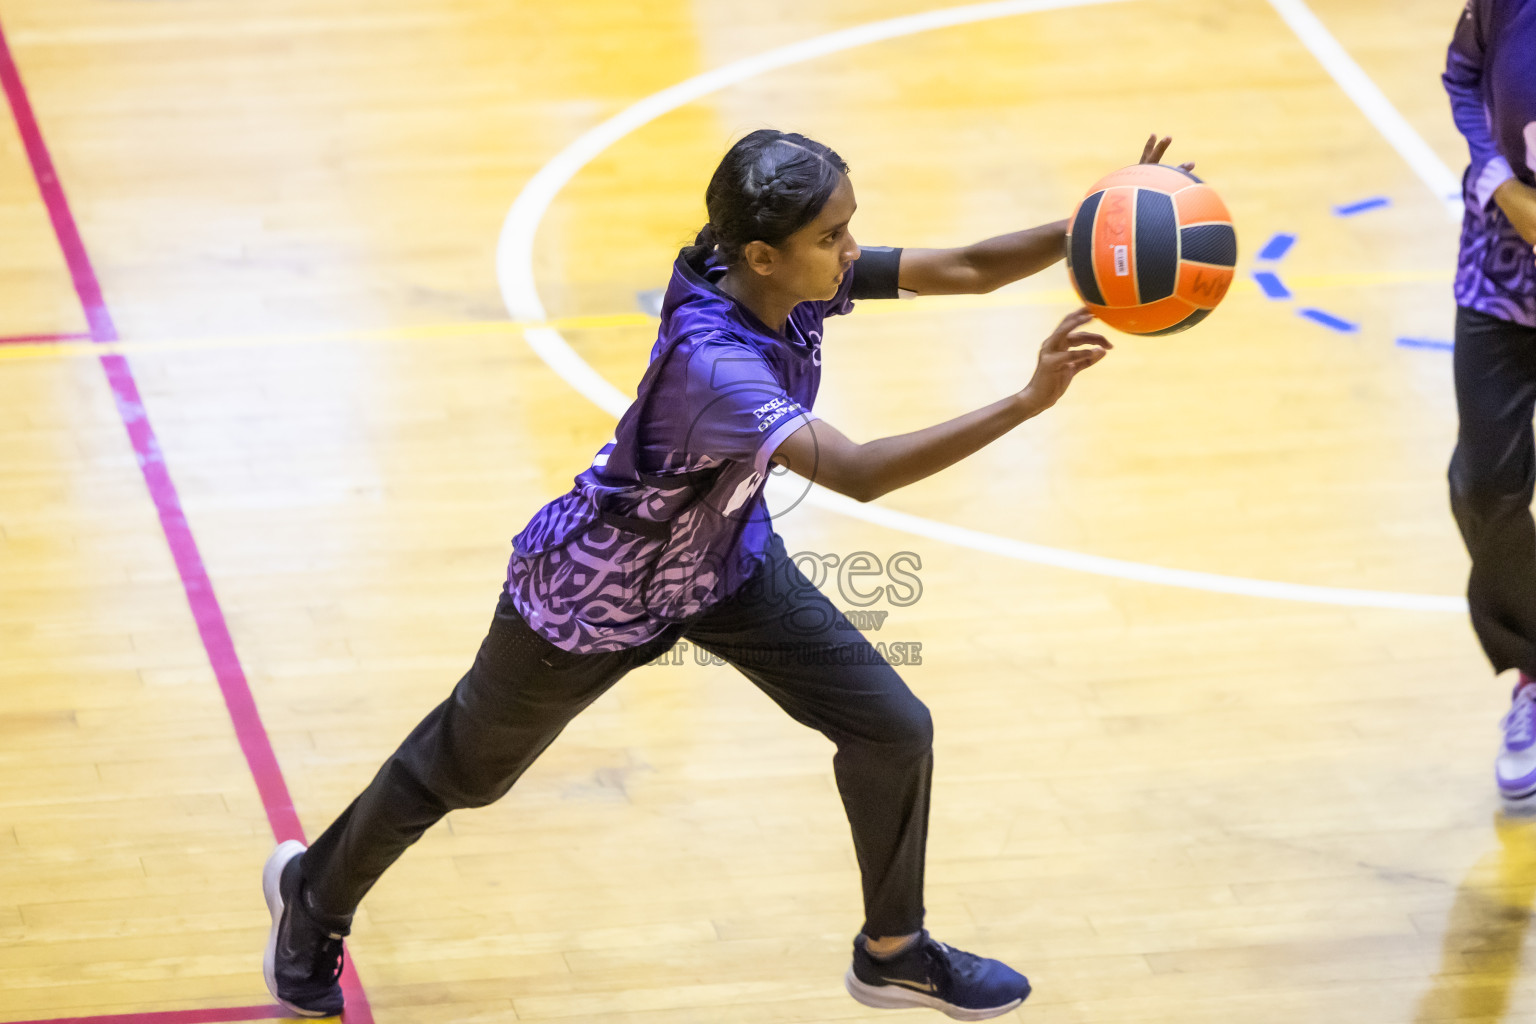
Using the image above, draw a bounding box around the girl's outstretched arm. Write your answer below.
[772,308,1109,502]
[896,220,1070,296]
[893,134,1194,296]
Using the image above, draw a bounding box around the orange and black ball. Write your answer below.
[1065,164,1236,335]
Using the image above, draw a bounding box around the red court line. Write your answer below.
[0,14,373,1024]
[0,35,110,343]
[4,1004,286,1024]
[0,0,304,864]
[0,330,91,345]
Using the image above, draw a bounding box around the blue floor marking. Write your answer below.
[1397,337,1453,351]
[1258,233,1296,261]
[1334,196,1391,216]
[1299,308,1359,333]
[1252,270,1292,300]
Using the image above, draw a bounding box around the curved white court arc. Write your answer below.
[496,0,1469,614]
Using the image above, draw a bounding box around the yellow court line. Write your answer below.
[0,269,1455,366]
[0,313,652,364]
[848,269,1455,318]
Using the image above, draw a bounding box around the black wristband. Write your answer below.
[848,246,903,300]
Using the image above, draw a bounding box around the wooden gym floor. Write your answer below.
[1,0,1529,1022]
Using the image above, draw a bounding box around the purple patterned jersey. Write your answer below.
[1444,0,1536,327]
[504,246,897,653]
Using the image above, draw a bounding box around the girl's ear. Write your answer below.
[742,240,777,277]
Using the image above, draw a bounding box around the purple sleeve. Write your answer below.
[1444,0,1515,207]
[681,336,817,476]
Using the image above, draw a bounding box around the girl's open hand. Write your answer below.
[1019,307,1111,412]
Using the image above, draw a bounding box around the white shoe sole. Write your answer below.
[262,840,333,1018]
[845,968,1024,1021]
[1497,763,1536,806]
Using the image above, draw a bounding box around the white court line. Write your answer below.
[805,488,1464,611]
[497,0,1469,613]
[1265,0,1464,220]
[497,0,1133,323]
[523,325,631,412]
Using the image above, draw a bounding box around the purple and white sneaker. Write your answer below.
[1497,677,1536,803]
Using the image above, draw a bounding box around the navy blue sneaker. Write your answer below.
[262,841,347,1018]
[844,930,1030,1020]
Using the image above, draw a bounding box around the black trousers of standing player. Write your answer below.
[1450,305,1536,677]
[299,532,933,940]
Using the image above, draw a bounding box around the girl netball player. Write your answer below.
[1442,0,1536,804]
[262,129,1185,1020]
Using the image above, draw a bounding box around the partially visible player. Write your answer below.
[261,128,1186,1020]
[1442,0,1536,802]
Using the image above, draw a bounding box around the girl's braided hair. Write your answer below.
[683,129,849,267]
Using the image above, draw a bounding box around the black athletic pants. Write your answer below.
[1450,305,1536,677]
[299,531,933,939]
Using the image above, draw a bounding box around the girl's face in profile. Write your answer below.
[770,173,862,302]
